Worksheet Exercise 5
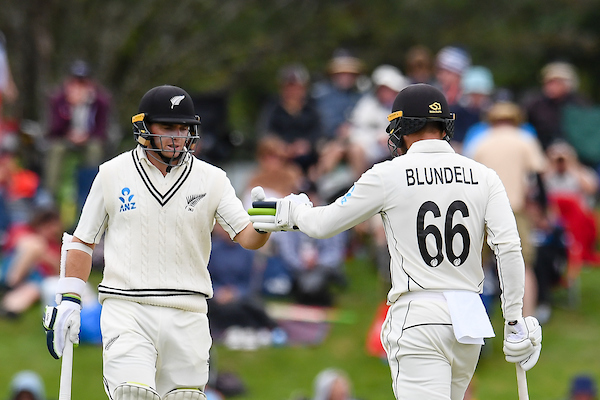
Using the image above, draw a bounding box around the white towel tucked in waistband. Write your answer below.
[443,290,495,345]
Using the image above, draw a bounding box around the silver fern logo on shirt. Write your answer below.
[119,187,136,212]
[186,193,206,212]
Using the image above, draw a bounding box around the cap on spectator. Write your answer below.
[462,66,494,95]
[541,61,579,90]
[69,59,91,78]
[313,368,351,400]
[570,375,597,397]
[406,45,433,71]
[326,48,364,75]
[9,370,46,400]
[436,46,471,75]
[277,63,310,85]
[486,101,524,126]
[547,139,577,162]
[371,65,409,92]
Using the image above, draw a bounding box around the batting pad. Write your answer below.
[163,389,207,400]
[114,383,160,400]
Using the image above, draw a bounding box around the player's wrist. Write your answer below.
[55,277,86,304]
[61,294,82,307]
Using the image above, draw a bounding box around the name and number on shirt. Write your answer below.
[406,166,479,186]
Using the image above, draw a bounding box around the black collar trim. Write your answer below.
[131,150,194,206]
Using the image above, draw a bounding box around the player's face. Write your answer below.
[149,123,191,159]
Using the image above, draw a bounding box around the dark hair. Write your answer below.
[29,207,61,229]
[423,121,445,134]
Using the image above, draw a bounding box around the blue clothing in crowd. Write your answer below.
[313,82,362,139]
[208,235,255,299]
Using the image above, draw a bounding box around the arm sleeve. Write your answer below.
[484,172,526,321]
[294,168,386,239]
[215,176,251,239]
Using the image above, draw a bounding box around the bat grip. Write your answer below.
[59,335,74,400]
[516,364,529,400]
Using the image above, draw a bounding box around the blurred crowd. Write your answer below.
[1,29,600,399]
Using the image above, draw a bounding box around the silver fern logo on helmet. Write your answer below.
[170,95,185,109]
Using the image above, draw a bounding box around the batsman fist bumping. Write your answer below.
[44,85,270,400]
[251,84,541,400]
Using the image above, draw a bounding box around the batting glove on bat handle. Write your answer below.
[250,203,299,232]
[275,193,313,230]
[503,316,542,371]
[43,295,82,359]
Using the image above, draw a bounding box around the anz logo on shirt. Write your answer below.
[119,187,136,212]
[340,185,355,205]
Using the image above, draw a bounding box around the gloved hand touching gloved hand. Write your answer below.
[503,316,542,371]
[248,186,313,233]
[43,292,82,359]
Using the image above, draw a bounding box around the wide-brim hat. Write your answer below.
[327,55,364,75]
[486,101,524,126]
[372,65,409,92]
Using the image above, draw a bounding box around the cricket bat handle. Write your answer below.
[516,363,529,400]
[59,336,74,400]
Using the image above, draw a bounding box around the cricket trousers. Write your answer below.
[380,292,482,400]
[101,298,212,399]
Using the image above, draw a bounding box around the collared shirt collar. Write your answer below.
[406,139,456,155]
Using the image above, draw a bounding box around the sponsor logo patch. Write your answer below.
[119,187,136,212]
[429,102,442,113]
[340,185,355,205]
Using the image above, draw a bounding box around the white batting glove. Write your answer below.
[43,294,82,359]
[248,187,313,232]
[248,186,279,233]
[251,186,267,204]
[275,193,313,231]
[503,316,542,371]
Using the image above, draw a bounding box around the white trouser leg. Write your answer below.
[101,299,211,398]
[381,297,481,400]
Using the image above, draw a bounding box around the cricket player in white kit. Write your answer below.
[250,84,542,400]
[43,85,271,400]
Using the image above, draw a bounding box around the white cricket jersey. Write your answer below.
[73,146,250,312]
[294,140,525,321]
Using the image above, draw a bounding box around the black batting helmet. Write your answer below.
[386,83,455,156]
[132,85,201,166]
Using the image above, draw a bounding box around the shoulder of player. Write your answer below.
[99,149,136,172]
[189,156,227,177]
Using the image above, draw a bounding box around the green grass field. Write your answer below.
[1,256,599,400]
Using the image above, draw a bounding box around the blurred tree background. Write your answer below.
[2,0,600,159]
